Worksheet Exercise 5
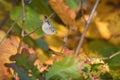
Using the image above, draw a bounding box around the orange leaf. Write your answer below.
[0,36,19,79]
[0,35,35,79]
[49,0,76,26]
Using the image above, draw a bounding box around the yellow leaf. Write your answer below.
[95,18,111,39]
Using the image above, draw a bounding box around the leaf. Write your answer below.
[36,48,49,64]
[45,55,81,80]
[0,36,19,63]
[0,36,19,79]
[9,48,40,79]
[10,50,29,69]
[64,0,77,10]
[0,35,38,79]
[94,0,120,44]
[95,18,111,39]
[104,11,120,45]
[88,40,120,70]
[34,0,52,15]
[49,0,76,26]
[87,40,120,57]
[45,36,64,52]
[10,6,44,38]
[10,48,37,70]
[6,63,34,80]
[28,53,37,67]
[0,30,6,42]
[35,38,49,50]
[83,0,120,40]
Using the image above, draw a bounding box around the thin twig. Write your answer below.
[75,0,100,55]
[0,15,21,46]
[45,12,55,21]
[59,26,70,53]
[17,0,25,54]
[109,51,120,59]
[21,0,25,37]
[24,23,42,37]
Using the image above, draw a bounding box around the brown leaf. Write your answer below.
[49,0,76,26]
[0,36,19,63]
[0,35,35,80]
[0,36,19,80]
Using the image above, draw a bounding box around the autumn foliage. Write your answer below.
[0,0,120,80]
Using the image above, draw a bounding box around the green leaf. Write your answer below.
[64,0,77,10]
[10,6,44,38]
[23,37,36,47]
[9,49,40,79]
[45,55,81,80]
[28,54,37,67]
[10,51,29,69]
[13,24,21,36]
[6,63,34,80]
[88,40,120,70]
[33,0,52,15]
[35,38,49,50]
[31,66,40,77]
[10,49,37,70]
[88,40,120,57]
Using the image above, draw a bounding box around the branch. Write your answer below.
[109,51,120,59]
[75,0,100,55]
[17,0,25,53]
[0,15,21,46]
[24,23,42,37]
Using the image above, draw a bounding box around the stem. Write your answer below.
[75,0,100,55]
[24,23,42,37]
[0,15,21,46]
[17,0,25,53]
[109,51,120,59]
[46,12,55,21]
